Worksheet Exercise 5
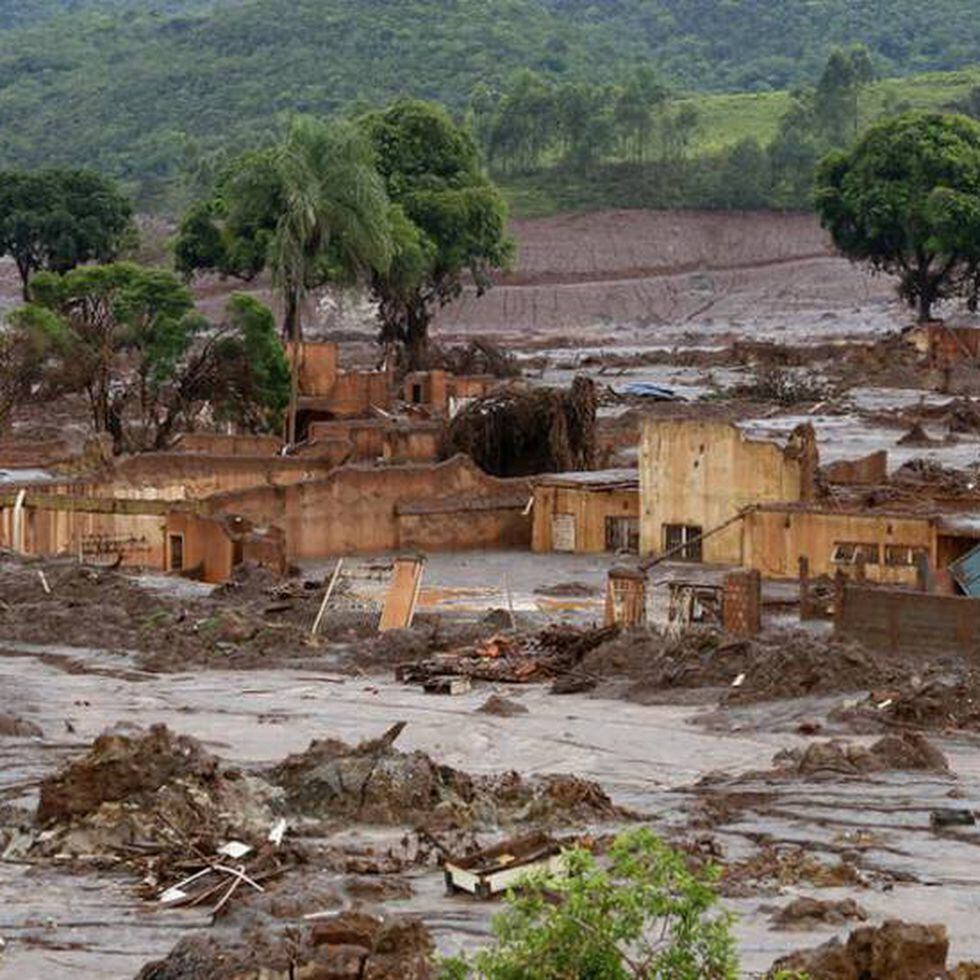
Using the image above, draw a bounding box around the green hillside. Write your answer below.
[0,0,979,208]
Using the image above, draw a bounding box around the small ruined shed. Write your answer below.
[531,469,639,554]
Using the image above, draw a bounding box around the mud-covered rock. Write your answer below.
[0,713,42,738]
[769,919,949,979]
[773,733,948,778]
[134,913,435,980]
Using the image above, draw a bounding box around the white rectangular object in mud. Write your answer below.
[444,833,566,899]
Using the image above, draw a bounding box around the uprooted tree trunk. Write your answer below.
[442,376,597,477]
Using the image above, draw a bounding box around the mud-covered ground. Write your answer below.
[3,552,980,978]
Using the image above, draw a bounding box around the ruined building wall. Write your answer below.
[0,498,167,567]
[744,507,934,585]
[205,455,532,558]
[837,583,980,656]
[172,433,284,456]
[639,419,817,562]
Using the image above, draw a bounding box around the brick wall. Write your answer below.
[836,583,980,656]
[723,570,761,636]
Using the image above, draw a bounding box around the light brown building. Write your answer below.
[532,470,639,553]
[638,418,818,563]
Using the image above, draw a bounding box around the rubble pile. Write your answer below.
[769,919,980,980]
[27,724,280,880]
[834,672,980,733]
[770,896,868,931]
[270,722,624,829]
[135,912,435,980]
[719,843,866,898]
[574,627,901,704]
[397,624,619,686]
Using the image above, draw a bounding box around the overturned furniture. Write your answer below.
[444,832,565,899]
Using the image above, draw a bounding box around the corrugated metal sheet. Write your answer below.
[950,542,980,596]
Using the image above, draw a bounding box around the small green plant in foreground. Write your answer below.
[440,827,740,979]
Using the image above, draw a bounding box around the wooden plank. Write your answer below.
[379,557,425,631]
[310,557,344,637]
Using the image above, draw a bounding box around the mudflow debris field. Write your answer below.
[3,552,980,978]
[5,208,980,978]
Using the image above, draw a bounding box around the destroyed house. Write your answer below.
[531,469,639,553]
[638,418,818,563]
[637,416,980,590]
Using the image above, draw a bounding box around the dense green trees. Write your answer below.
[359,100,513,368]
[11,264,289,451]
[0,0,978,203]
[176,103,512,376]
[0,169,133,299]
[815,112,980,321]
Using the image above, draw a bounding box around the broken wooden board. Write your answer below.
[444,832,566,899]
[378,556,425,631]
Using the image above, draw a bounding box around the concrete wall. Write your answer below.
[204,455,531,558]
[307,419,442,464]
[403,371,499,414]
[744,507,934,585]
[639,419,817,561]
[837,583,980,656]
[532,485,639,553]
[822,451,888,486]
[45,453,338,502]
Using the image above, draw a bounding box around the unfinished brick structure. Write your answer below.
[836,582,980,656]
[722,569,761,636]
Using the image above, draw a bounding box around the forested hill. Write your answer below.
[0,0,978,203]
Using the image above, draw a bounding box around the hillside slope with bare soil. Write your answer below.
[438,210,902,345]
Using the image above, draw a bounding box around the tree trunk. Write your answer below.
[285,288,301,446]
[404,304,431,372]
[917,285,933,323]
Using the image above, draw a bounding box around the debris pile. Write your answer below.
[136,912,435,980]
[834,672,980,733]
[0,713,42,737]
[720,843,866,898]
[397,624,618,686]
[573,627,899,704]
[442,375,596,477]
[770,896,868,931]
[769,919,980,980]
[270,722,624,829]
[31,724,279,874]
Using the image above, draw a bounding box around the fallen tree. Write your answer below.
[442,376,596,477]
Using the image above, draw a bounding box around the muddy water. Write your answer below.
[3,644,980,977]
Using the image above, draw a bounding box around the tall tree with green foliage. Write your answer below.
[0,168,134,300]
[12,264,289,451]
[174,115,392,441]
[815,112,980,321]
[357,99,514,369]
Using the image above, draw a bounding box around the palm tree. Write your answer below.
[266,117,392,443]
